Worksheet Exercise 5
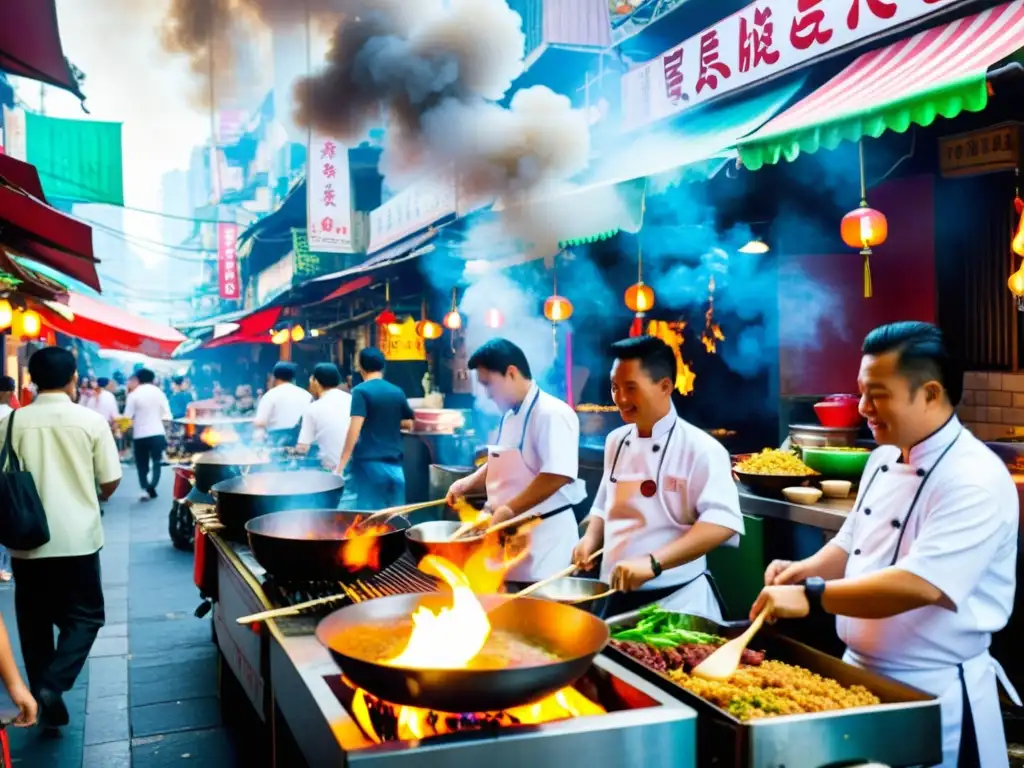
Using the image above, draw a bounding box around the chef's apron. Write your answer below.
[839,435,1020,768]
[484,388,580,582]
[600,426,727,622]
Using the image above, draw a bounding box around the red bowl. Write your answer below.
[813,400,863,428]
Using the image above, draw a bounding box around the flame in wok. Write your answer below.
[340,516,392,571]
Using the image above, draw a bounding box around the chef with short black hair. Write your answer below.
[753,321,1019,767]
[446,338,585,582]
[573,335,744,620]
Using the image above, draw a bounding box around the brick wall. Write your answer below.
[958,372,1024,441]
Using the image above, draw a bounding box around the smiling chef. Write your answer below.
[573,335,744,620]
[445,338,585,581]
[753,321,1020,767]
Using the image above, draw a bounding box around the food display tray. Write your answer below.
[603,612,943,768]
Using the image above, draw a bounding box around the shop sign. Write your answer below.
[383,317,426,362]
[307,133,355,253]
[256,253,294,307]
[217,223,240,300]
[368,175,457,255]
[939,123,1020,178]
[621,0,958,132]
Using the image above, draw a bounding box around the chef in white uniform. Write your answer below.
[753,321,1020,768]
[573,336,744,621]
[445,338,585,582]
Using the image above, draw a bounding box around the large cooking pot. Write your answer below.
[246,510,410,582]
[192,447,270,493]
[316,592,609,712]
[405,520,486,569]
[211,471,345,539]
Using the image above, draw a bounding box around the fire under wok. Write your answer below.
[212,471,345,539]
[316,592,609,713]
[246,510,410,582]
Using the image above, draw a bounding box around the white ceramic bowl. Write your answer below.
[820,480,853,499]
[782,486,823,505]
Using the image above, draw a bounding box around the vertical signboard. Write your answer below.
[218,223,240,300]
[307,133,355,253]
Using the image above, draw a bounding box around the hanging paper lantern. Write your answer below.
[0,299,12,330]
[1010,262,1024,311]
[1013,196,1024,257]
[841,205,888,299]
[290,325,306,342]
[484,308,504,329]
[375,308,398,327]
[543,295,573,323]
[624,282,655,313]
[443,310,463,331]
[271,329,290,345]
[416,319,443,340]
[16,310,41,338]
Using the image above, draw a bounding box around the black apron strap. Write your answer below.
[534,503,574,522]
[703,571,730,619]
[957,663,981,768]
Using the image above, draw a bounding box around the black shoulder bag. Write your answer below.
[0,412,51,550]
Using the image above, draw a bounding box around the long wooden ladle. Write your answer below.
[690,607,769,681]
[355,498,448,529]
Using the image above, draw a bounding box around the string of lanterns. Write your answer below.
[1007,171,1024,310]
[0,299,42,339]
[840,140,888,299]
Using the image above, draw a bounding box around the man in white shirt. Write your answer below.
[254,362,312,445]
[87,377,120,426]
[297,363,352,470]
[0,347,122,732]
[124,368,172,501]
[0,376,14,421]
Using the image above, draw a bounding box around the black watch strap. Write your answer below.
[804,577,826,613]
[649,554,663,578]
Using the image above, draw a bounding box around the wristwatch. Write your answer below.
[804,577,826,613]
[649,554,663,578]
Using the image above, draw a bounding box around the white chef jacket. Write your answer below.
[590,411,744,590]
[89,389,119,424]
[124,383,172,439]
[297,388,352,469]
[255,382,313,432]
[832,415,1019,767]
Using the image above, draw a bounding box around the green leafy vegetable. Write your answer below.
[611,607,724,648]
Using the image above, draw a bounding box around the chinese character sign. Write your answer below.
[368,174,457,254]
[622,0,957,131]
[307,133,355,253]
[217,223,240,300]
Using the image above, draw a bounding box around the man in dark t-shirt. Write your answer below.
[335,347,414,510]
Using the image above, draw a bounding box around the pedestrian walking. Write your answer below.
[0,347,121,733]
[124,368,171,501]
[0,378,13,581]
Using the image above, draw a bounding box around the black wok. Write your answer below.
[316,592,609,712]
[246,510,410,582]
[212,471,345,539]
[193,447,270,493]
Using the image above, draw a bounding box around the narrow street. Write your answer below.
[0,474,254,767]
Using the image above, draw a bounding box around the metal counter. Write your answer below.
[738,490,853,533]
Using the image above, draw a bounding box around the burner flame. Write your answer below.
[200,426,240,447]
[339,516,392,571]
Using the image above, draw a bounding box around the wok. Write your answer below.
[316,592,609,712]
[506,577,611,618]
[193,447,270,493]
[405,520,486,569]
[212,471,345,539]
[246,509,410,582]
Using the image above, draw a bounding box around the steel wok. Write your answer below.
[211,471,345,539]
[505,577,612,618]
[316,592,609,712]
[192,447,270,493]
[405,520,486,569]
[246,509,410,582]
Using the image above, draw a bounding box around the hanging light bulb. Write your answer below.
[1013,196,1024,257]
[290,325,306,342]
[16,310,41,338]
[443,288,462,330]
[0,299,12,330]
[271,329,290,345]
[739,238,770,254]
[484,308,504,329]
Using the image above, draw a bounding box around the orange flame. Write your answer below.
[701,275,726,354]
[349,683,605,743]
[646,320,695,396]
[340,516,392,571]
[200,426,240,447]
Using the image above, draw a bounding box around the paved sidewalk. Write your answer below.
[0,475,249,767]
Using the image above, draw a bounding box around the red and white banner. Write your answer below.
[218,223,240,300]
[307,133,355,253]
[621,0,958,131]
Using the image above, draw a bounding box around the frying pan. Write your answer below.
[405,520,486,569]
[212,471,345,539]
[246,509,410,582]
[505,577,612,618]
[316,592,609,712]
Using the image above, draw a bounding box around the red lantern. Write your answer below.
[416,320,443,340]
[840,205,888,299]
[624,282,655,313]
[484,308,504,329]
[543,295,573,323]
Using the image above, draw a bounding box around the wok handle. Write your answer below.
[359,498,447,527]
[570,588,617,605]
[515,549,605,599]
[236,592,347,624]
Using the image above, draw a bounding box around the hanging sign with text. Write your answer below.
[217,223,240,300]
[368,175,457,255]
[621,0,957,132]
[307,133,355,253]
[939,123,1020,178]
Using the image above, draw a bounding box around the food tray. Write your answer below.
[603,612,942,768]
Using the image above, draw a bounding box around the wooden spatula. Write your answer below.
[690,607,769,681]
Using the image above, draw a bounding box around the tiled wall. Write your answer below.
[958,372,1024,441]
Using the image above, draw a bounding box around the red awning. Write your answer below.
[203,307,283,349]
[0,0,83,99]
[39,292,186,359]
[0,155,100,291]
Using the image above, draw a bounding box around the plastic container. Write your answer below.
[782,487,823,504]
[802,447,871,479]
[814,398,863,428]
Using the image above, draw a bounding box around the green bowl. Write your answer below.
[800,447,871,479]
